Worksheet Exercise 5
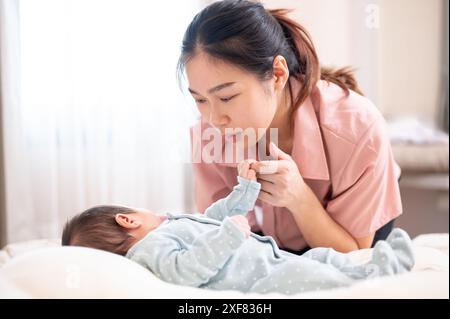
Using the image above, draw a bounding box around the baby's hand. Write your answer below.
[238,159,257,181]
[229,215,251,238]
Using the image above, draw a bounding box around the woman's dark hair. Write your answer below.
[177,0,363,127]
[62,205,136,256]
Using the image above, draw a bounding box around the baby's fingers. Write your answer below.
[247,169,256,180]
[238,161,249,178]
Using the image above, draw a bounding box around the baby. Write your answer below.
[62,160,415,295]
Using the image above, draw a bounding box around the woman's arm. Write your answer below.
[254,142,376,253]
[290,118,401,252]
[286,182,374,253]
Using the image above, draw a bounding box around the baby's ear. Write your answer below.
[115,213,142,229]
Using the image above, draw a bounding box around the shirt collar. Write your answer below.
[290,80,330,180]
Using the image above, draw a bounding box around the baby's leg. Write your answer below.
[299,247,373,280]
[250,229,415,295]
[249,258,354,295]
[370,228,415,275]
[301,228,415,279]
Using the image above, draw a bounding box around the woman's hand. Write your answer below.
[251,142,306,210]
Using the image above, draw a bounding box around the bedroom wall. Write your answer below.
[377,0,444,123]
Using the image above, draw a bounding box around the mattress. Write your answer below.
[0,233,448,298]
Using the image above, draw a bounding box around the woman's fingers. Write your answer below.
[258,179,276,195]
[238,159,288,181]
[269,142,292,160]
[258,189,274,205]
[257,174,278,183]
[251,161,277,174]
[251,160,289,175]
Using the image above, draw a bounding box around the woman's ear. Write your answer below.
[272,55,290,91]
[115,213,142,229]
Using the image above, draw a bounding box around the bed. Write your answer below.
[0,233,448,298]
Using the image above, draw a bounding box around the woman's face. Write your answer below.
[185,52,287,150]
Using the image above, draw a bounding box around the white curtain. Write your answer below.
[1,0,200,244]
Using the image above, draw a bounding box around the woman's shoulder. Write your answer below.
[314,80,384,146]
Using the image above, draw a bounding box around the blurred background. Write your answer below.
[0,0,448,247]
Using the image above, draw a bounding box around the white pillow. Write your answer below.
[0,274,31,298]
[0,246,232,298]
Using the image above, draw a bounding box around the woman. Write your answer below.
[178,0,402,254]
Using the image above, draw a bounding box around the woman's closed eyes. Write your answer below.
[219,93,240,103]
[195,93,240,104]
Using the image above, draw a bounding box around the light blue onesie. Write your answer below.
[126,176,415,295]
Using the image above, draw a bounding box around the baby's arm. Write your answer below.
[204,160,261,221]
[127,217,248,287]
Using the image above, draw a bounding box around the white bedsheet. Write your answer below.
[0,234,448,299]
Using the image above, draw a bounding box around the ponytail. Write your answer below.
[320,66,364,96]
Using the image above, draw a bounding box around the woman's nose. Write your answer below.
[209,107,229,128]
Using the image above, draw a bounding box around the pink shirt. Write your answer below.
[190,79,402,251]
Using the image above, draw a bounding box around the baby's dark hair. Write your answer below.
[62,205,136,256]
